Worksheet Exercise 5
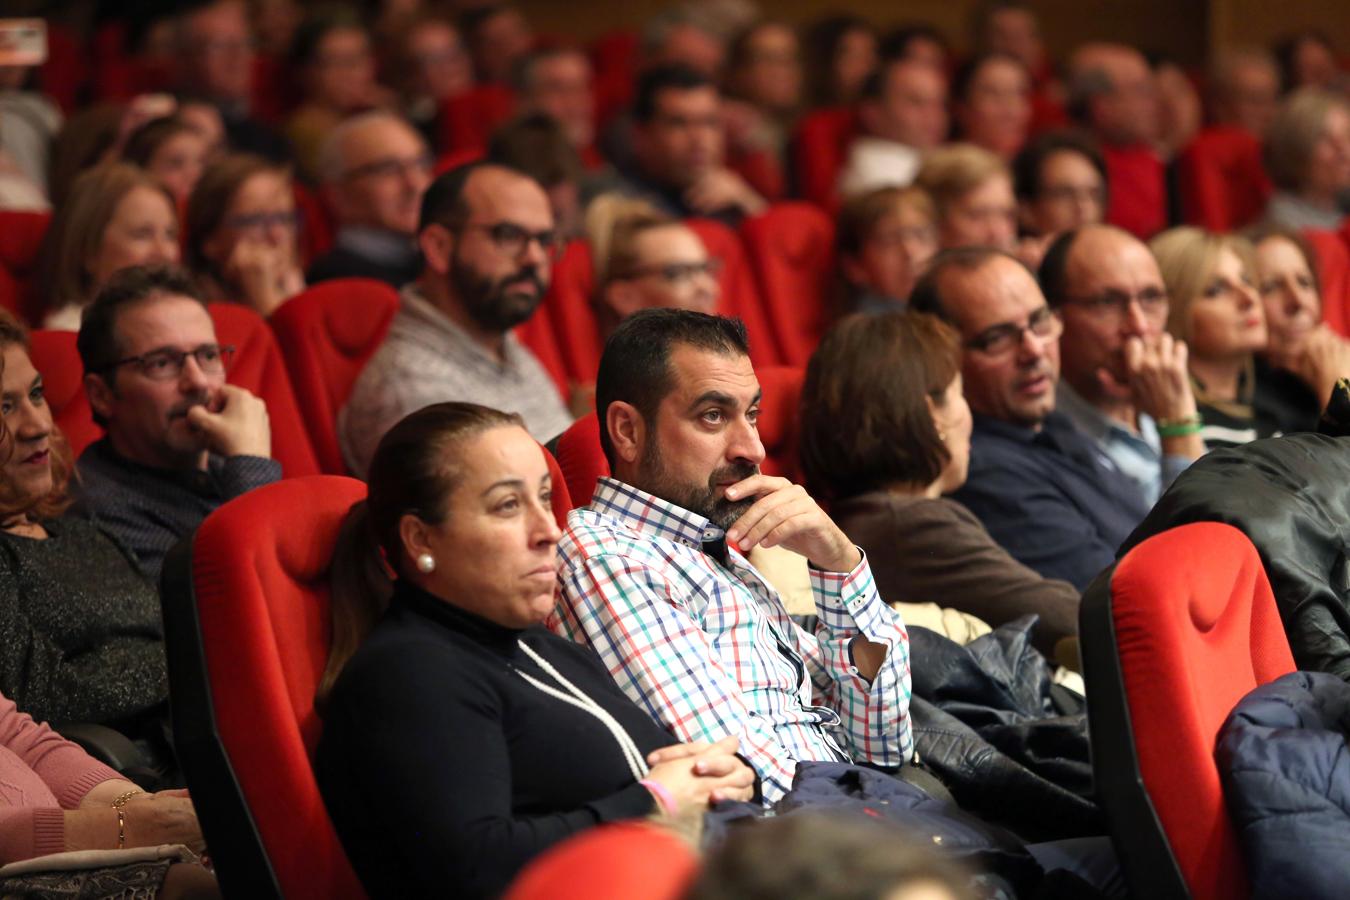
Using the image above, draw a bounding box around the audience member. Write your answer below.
[914,144,1017,252]
[1152,56,1203,160]
[723,21,803,169]
[38,163,180,331]
[285,7,389,183]
[0,687,213,894]
[802,15,878,108]
[1012,130,1107,239]
[185,154,306,316]
[555,308,913,803]
[121,116,210,208]
[1251,227,1350,432]
[1040,225,1203,506]
[0,313,169,745]
[74,265,280,582]
[309,111,433,287]
[687,811,975,900]
[600,65,766,226]
[1274,30,1342,93]
[396,14,474,148]
[640,6,728,78]
[1066,42,1166,238]
[1150,227,1274,449]
[317,402,754,899]
[463,3,535,84]
[973,1,1048,82]
[173,0,290,161]
[174,98,227,161]
[910,248,1148,590]
[512,46,597,159]
[1262,89,1350,231]
[879,24,950,72]
[488,114,586,240]
[952,52,1032,160]
[835,185,937,315]
[1208,48,1281,139]
[799,311,1080,656]
[339,163,572,476]
[838,57,948,198]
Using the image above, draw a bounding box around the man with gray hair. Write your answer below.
[307,111,433,287]
[1208,48,1281,139]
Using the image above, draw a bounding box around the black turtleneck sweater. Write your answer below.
[315,582,675,899]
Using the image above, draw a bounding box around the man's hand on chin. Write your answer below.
[723,474,861,573]
[183,385,273,459]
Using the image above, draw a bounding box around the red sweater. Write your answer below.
[0,691,120,863]
[1104,143,1168,239]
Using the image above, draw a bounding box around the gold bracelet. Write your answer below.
[116,808,126,850]
[111,789,144,809]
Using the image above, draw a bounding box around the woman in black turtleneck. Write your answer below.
[314,403,754,899]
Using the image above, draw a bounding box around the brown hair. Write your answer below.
[1264,89,1350,192]
[836,185,935,259]
[38,163,177,319]
[318,402,525,706]
[0,312,74,521]
[799,311,961,501]
[121,115,196,169]
[185,153,294,281]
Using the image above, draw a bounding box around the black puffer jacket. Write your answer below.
[1118,432,1350,680]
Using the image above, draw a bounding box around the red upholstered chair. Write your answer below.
[1304,228,1350,340]
[1079,521,1296,900]
[1102,144,1167,239]
[269,279,401,475]
[294,182,335,267]
[160,476,369,899]
[437,84,517,157]
[1177,126,1272,232]
[514,309,571,400]
[554,412,606,510]
[0,210,52,325]
[740,205,835,367]
[503,823,699,900]
[29,330,103,457]
[540,241,604,389]
[790,106,858,213]
[208,304,320,477]
[755,366,805,480]
[685,219,783,368]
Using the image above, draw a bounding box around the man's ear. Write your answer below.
[418,223,454,277]
[607,400,644,467]
[84,372,115,424]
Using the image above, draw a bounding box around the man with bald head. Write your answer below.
[1041,225,1203,506]
[910,247,1148,590]
[339,162,572,476]
[839,57,950,197]
[1066,43,1166,238]
[308,111,434,287]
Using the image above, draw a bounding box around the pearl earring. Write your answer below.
[938,429,948,443]
[416,553,436,574]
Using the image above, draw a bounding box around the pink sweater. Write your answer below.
[0,691,120,864]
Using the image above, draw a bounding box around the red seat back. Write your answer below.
[269,279,402,475]
[554,412,606,510]
[685,219,783,368]
[540,241,604,389]
[790,107,857,213]
[0,210,52,325]
[740,204,835,367]
[1102,144,1168,239]
[1081,521,1295,900]
[162,476,369,899]
[29,330,103,456]
[1177,126,1272,232]
[1304,227,1350,340]
[294,182,335,267]
[503,822,698,900]
[437,84,517,157]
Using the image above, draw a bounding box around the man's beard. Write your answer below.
[637,439,759,530]
[451,252,546,332]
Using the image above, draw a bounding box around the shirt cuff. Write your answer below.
[809,550,897,641]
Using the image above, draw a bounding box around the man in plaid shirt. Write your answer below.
[554,309,912,803]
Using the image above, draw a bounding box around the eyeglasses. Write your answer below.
[966,306,1061,356]
[100,344,235,381]
[223,210,301,233]
[623,259,723,284]
[343,154,433,182]
[461,222,564,260]
[1040,184,1107,206]
[1061,287,1168,321]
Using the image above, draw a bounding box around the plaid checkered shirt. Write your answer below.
[554,477,913,803]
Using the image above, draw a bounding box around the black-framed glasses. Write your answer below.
[99,344,235,381]
[1061,287,1169,321]
[462,221,563,261]
[622,259,723,284]
[966,306,1061,356]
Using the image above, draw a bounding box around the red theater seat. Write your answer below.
[269,279,402,475]
[503,823,698,900]
[554,412,605,509]
[539,241,604,389]
[1304,227,1350,339]
[437,84,517,157]
[1178,126,1272,232]
[1080,521,1295,900]
[294,183,335,267]
[29,329,102,456]
[0,209,52,323]
[160,476,369,899]
[791,107,858,213]
[684,219,782,368]
[741,204,835,367]
[1102,144,1167,239]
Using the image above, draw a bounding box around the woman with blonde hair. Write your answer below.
[1150,226,1274,449]
[37,163,179,330]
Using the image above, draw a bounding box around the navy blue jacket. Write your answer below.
[952,413,1150,591]
[1217,671,1350,900]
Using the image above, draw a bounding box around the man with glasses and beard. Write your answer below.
[554,309,912,804]
[339,162,572,477]
[910,247,1149,590]
[75,265,279,581]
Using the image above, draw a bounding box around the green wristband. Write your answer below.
[1157,415,1203,438]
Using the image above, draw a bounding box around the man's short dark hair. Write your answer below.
[595,309,750,468]
[1011,129,1108,203]
[909,246,1028,321]
[1037,228,1082,309]
[487,113,583,189]
[633,64,714,124]
[417,161,492,234]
